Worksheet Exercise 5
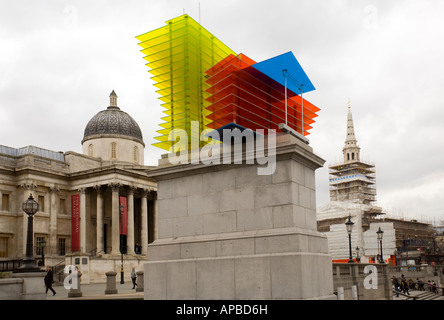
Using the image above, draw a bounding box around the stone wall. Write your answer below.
[0,272,46,300]
[0,278,23,300]
[333,263,392,300]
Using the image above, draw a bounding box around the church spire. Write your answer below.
[342,100,360,163]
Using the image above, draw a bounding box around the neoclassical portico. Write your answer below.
[72,179,156,258]
[0,91,158,284]
[72,90,157,258]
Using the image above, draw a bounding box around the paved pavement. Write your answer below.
[45,282,143,300]
[44,283,444,301]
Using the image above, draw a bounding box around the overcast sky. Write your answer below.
[1,0,443,223]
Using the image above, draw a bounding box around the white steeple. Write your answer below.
[342,100,360,163]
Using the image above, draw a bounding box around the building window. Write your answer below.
[36,236,45,256]
[58,238,66,256]
[38,195,45,212]
[347,153,350,161]
[133,146,138,163]
[352,152,355,160]
[0,237,9,257]
[88,144,94,157]
[60,198,66,215]
[111,142,117,159]
[1,194,9,211]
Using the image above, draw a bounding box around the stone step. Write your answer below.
[417,292,441,300]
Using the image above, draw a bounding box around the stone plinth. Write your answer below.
[136,270,144,292]
[68,272,82,298]
[105,271,118,294]
[144,134,335,300]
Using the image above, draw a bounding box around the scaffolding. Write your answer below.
[329,160,376,204]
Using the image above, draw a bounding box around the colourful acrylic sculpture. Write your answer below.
[136,14,320,151]
[136,14,236,151]
[205,53,320,137]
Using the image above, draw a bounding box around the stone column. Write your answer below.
[95,186,104,255]
[79,188,87,253]
[141,189,148,256]
[127,187,135,255]
[49,186,59,256]
[110,183,120,255]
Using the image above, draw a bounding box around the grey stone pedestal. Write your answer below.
[144,134,335,300]
[68,273,82,298]
[105,271,118,294]
[136,270,144,292]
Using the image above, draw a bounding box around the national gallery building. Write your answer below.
[0,91,157,283]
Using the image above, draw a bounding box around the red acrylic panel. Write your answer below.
[205,54,320,136]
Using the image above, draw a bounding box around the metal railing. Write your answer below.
[0,259,23,272]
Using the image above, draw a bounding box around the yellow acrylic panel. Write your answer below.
[137,14,236,151]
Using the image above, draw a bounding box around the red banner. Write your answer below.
[120,196,127,235]
[71,194,80,252]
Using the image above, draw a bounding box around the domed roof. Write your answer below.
[82,91,144,146]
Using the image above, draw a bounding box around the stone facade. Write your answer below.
[0,92,157,284]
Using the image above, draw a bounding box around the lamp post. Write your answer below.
[345,215,354,263]
[41,238,46,267]
[377,227,384,263]
[16,194,40,272]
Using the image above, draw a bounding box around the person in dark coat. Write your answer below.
[44,266,56,296]
[392,277,400,297]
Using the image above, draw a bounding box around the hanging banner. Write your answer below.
[119,196,127,235]
[71,194,80,251]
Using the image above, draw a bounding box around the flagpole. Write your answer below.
[283,69,288,126]
[301,86,304,136]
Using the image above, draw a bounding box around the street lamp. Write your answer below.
[16,194,40,272]
[377,227,384,263]
[345,215,354,263]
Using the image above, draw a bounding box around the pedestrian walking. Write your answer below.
[401,274,409,295]
[44,266,56,296]
[392,277,400,297]
[431,281,438,293]
[416,278,424,291]
[131,266,137,289]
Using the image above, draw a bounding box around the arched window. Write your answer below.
[347,153,350,161]
[111,142,117,159]
[88,144,94,157]
[133,146,139,163]
[352,152,355,160]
